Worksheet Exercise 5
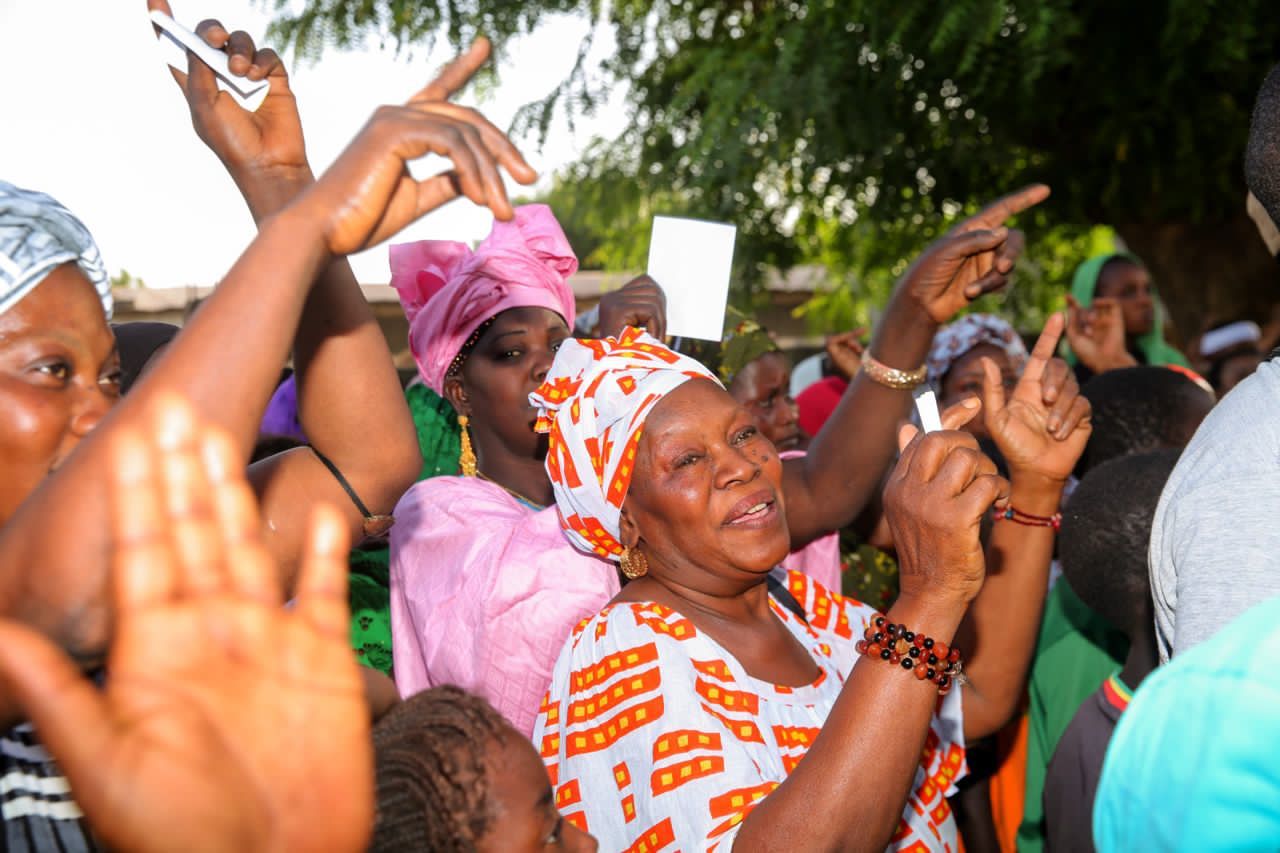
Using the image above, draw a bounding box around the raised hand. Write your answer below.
[884,400,1010,606]
[598,274,667,340]
[294,37,538,254]
[0,394,372,853]
[898,186,1050,324]
[1065,295,1137,374]
[824,329,867,380]
[149,0,308,184]
[983,312,1092,484]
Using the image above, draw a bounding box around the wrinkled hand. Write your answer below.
[982,313,1092,485]
[824,330,866,380]
[898,186,1050,324]
[0,395,372,853]
[1065,295,1136,374]
[294,37,537,255]
[598,275,667,339]
[884,400,1010,606]
[149,0,309,184]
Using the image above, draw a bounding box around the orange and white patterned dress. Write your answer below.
[533,570,966,852]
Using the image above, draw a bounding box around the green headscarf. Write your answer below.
[1068,253,1188,368]
[714,307,782,384]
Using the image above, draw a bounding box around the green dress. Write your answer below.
[1015,580,1128,852]
[349,383,461,675]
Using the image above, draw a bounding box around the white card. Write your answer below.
[914,388,943,433]
[150,10,270,112]
[646,216,737,342]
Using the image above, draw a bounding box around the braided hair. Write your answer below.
[370,686,508,852]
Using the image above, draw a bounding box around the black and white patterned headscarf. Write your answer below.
[0,181,111,318]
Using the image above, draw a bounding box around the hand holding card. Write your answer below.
[646,216,737,342]
[150,9,270,111]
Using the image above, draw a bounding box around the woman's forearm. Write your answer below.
[240,168,421,517]
[783,296,938,546]
[735,593,967,852]
[955,474,1063,739]
[0,207,330,658]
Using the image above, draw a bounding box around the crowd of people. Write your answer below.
[2,4,1280,851]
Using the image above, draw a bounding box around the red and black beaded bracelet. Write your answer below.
[991,505,1062,531]
[855,613,963,695]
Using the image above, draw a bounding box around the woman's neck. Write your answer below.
[476,451,554,508]
[621,569,775,624]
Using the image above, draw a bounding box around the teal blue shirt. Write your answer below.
[1094,594,1280,851]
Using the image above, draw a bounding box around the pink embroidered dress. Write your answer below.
[389,476,620,737]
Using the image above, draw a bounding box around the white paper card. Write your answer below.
[914,389,943,433]
[150,10,270,112]
[646,216,737,341]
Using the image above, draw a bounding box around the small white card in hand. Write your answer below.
[646,216,737,341]
[150,10,270,112]
[914,389,943,433]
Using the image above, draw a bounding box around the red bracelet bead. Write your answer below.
[860,613,962,695]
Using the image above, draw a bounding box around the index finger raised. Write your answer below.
[1021,311,1066,384]
[959,184,1050,231]
[409,37,491,104]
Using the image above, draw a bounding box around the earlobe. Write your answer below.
[618,507,641,550]
[443,376,470,417]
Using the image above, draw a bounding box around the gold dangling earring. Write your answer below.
[458,414,478,477]
[620,546,649,580]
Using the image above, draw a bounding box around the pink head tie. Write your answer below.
[389,204,579,393]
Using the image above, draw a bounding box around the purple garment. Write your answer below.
[260,375,306,442]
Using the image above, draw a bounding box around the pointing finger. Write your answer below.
[960,184,1051,231]
[409,37,492,104]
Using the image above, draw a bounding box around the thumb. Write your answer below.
[940,396,981,431]
[0,622,113,779]
[980,356,1005,416]
[167,64,190,94]
[897,422,920,453]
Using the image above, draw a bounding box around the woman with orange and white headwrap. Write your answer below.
[531,319,1091,852]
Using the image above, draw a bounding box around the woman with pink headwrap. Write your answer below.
[388,204,667,736]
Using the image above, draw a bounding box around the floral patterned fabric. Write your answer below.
[925,314,1028,392]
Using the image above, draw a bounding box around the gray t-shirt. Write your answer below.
[1150,358,1280,661]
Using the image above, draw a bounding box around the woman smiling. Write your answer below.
[533,318,1089,852]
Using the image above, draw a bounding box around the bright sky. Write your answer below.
[0,0,623,287]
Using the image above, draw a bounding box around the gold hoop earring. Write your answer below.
[619,546,648,580]
[458,414,478,477]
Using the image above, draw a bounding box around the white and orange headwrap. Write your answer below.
[529,327,720,561]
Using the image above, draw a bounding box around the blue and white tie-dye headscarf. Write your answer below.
[0,181,111,318]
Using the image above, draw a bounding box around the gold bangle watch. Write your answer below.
[860,354,928,390]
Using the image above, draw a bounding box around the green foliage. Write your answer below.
[110,268,146,289]
[268,0,1280,328]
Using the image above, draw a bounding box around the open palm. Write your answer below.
[982,313,1092,483]
[0,396,371,853]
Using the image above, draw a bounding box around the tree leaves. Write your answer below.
[270,0,1280,330]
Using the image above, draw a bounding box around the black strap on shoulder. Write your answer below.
[767,570,808,623]
[310,447,374,518]
[311,448,395,539]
